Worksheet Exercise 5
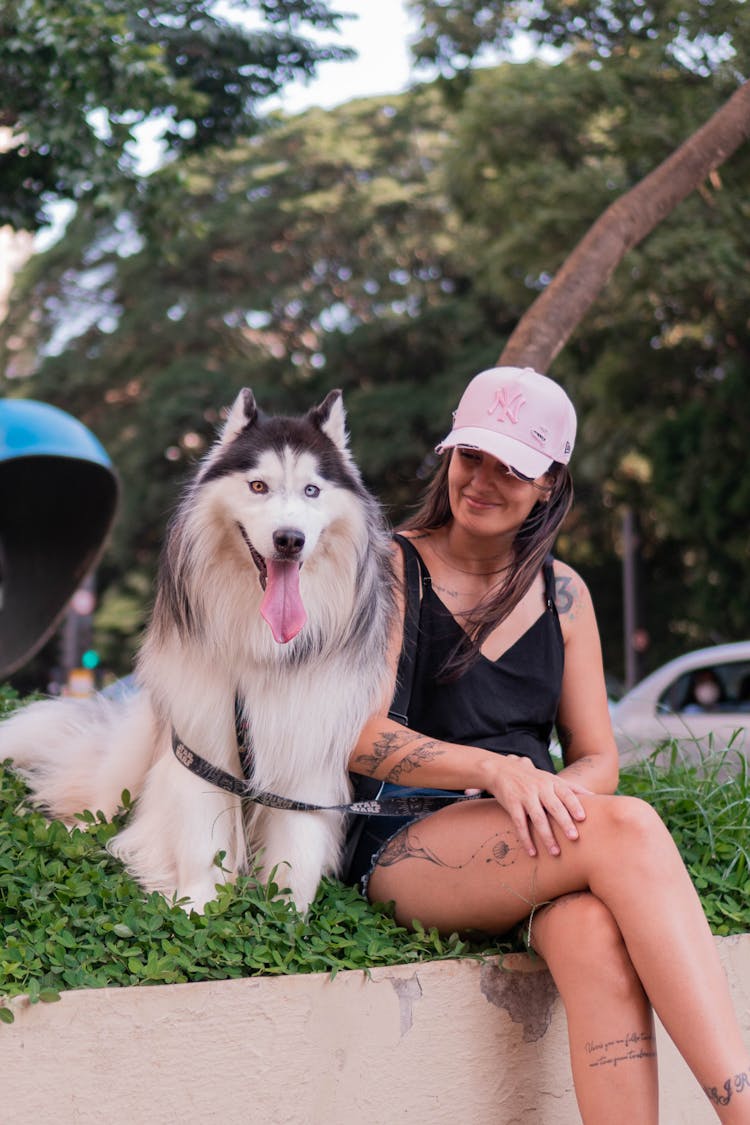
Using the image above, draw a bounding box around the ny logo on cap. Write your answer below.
[488,388,526,425]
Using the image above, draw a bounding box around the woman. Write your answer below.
[345,366,750,1124]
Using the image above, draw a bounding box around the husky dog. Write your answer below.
[0,389,396,912]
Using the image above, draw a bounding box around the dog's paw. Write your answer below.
[174,879,222,914]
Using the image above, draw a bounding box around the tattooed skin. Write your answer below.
[386,740,443,783]
[431,582,464,599]
[704,1071,750,1106]
[378,825,516,872]
[554,575,576,616]
[561,755,597,778]
[585,1031,656,1070]
[354,730,423,774]
[377,825,452,870]
[489,838,514,867]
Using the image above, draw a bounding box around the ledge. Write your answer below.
[3,935,750,1124]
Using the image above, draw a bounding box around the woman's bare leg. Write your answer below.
[530,892,657,1125]
[368,794,750,1122]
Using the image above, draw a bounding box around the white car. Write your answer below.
[610,640,750,764]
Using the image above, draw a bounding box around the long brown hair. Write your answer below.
[401,451,574,679]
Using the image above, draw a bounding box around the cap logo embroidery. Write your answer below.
[488,388,525,425]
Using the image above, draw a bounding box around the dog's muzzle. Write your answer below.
[236,522,307,644]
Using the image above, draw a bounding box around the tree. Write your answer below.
[0,0,351,231]
[499,80,750,371]
[409,0,750,672]
[1,83,487,672]
[408,0,750,81]
[4,5,750,682]
[409,0,750,374]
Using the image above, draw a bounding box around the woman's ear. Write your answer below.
[537,474,554,500]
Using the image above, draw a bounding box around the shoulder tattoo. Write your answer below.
[554,575,582,618]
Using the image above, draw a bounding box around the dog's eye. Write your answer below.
[304,484,320,498]
[248,480,268,494]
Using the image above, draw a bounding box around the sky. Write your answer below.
[270,1,544,113]
[274,0,420,113]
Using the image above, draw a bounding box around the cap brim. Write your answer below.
[435,426,553,479]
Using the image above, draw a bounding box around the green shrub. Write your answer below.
[0,759,495,1023]
[618,742,750,936]
[1,683,749,1023]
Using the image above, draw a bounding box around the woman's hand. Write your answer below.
[483,755,592,858]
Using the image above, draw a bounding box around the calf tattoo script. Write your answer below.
[585,1031,656,1071]
[704,1071,750,1107]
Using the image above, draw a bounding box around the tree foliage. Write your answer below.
[2,1,750,682]
[407,0,750,666]
[0,0,351,230]
[407,0,750,81]
[1,84,493,672]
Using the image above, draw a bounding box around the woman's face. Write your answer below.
[446,448,549,539]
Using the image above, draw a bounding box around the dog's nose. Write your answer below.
[273,528,305,556]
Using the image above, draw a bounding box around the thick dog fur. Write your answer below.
[0,389,396,912]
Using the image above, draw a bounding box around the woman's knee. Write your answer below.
[588,793,670,853]
[532,893,644,1001]
[532,891,622,959]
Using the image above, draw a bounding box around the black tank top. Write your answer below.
[394,535,563,774]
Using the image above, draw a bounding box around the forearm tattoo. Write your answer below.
[704,1072,750,1107]
[561,755,597,776]
[585,1031,656,1070]
[355,730,443,782]
[386,740,443,783]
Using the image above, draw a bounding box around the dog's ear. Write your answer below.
[311,389,348,451]
[195,390,258,482]
[220,388,258,445]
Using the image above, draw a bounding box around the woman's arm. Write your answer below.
[349,712,590,858]
[351,714,504,792]
[551,560,620,795]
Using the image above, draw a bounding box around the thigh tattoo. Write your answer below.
[378,824,517,871]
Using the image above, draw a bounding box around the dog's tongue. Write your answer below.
[260,559,306,644]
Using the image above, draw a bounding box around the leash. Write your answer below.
[171,729,481,816]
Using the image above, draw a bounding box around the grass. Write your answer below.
[0,760,493,1024]
[618,739,750,935]
[1,685,749,1023]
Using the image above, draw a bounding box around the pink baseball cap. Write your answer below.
[435,366,577,479]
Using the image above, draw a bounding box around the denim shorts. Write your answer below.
[342,783,462,897]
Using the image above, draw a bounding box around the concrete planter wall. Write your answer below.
[4,935,750,1124]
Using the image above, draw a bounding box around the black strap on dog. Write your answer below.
[171,728,479,816]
